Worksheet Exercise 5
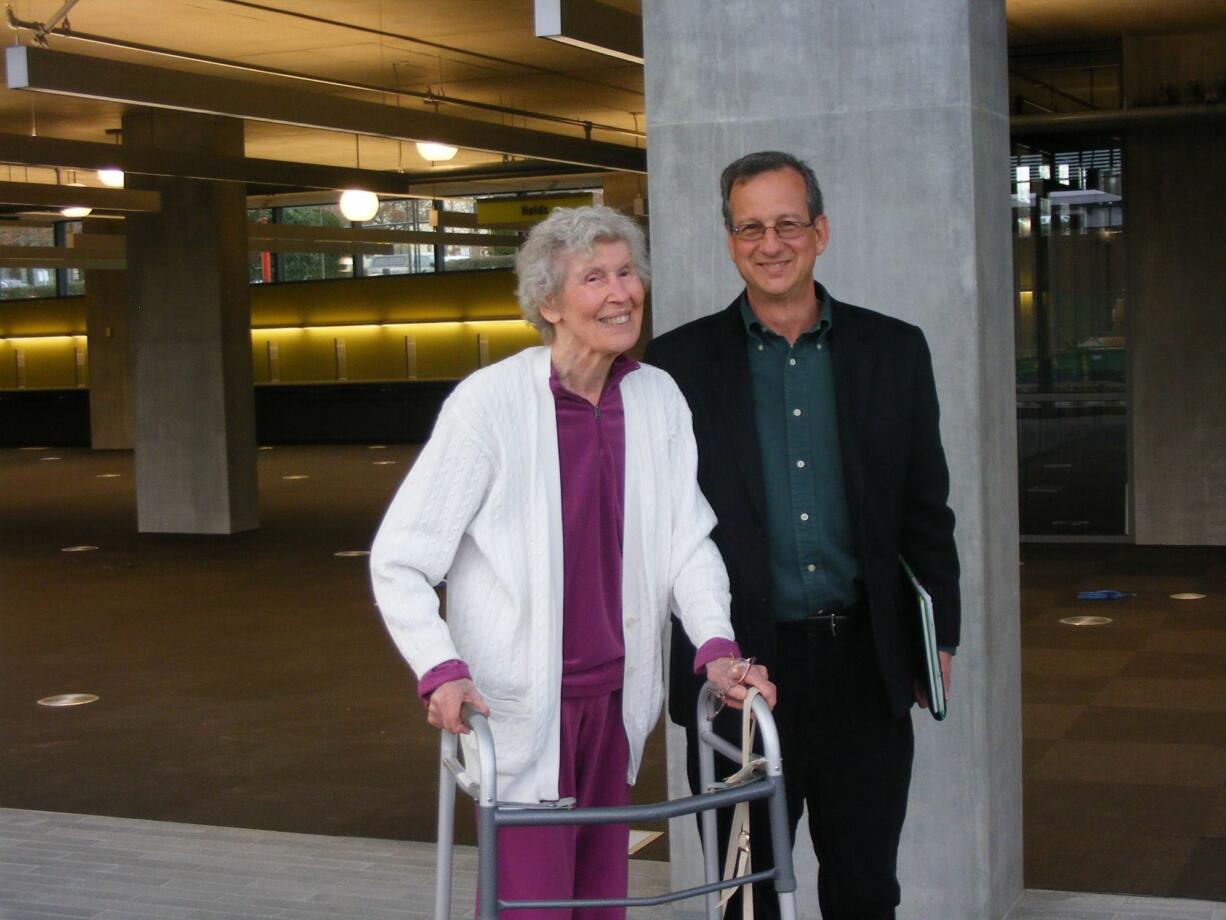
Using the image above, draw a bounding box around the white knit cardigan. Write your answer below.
[370,346,733,803]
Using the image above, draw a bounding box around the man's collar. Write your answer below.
[739,282,833,339]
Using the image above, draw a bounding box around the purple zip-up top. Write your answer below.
[416,355,739,703]
[551,354,637,696]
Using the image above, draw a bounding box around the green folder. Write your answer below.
[900,557,947,721]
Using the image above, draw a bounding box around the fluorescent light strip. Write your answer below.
[252,319,530,333]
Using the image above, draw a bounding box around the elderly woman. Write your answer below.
[370,205,773,917]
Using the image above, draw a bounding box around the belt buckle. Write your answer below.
[828,613,839,637]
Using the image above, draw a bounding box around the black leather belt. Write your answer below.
[778,601,865,637]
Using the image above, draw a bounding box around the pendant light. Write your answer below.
[339,189,379,222]
[338,134,379,223]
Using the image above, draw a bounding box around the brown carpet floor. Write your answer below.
[2,446,1224,898]
[1021,543,1226,901]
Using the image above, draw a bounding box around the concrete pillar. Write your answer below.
[642,3,1022,918]
[1128,122,1226,545]
[603,173,652,350]
[83,218,132,450]
[123,110,258,534]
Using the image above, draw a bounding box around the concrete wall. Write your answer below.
[642,1,1022,917]
[1128,122,1226,545]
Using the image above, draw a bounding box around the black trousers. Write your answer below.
[686,617,913,920]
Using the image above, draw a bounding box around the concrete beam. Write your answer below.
[0,245,124,268]
[0,180,159,212]
[534,0,644,64]
[6,46,647,173]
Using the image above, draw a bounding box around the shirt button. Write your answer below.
[800,513,809,521]
[807,564,816,573]
[793,408,802,417]
[796,460,806,469]
[789,358,797,366]
[757,344,764,351]
[817,344,824,350]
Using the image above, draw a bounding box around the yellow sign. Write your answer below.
[476,194,594,227]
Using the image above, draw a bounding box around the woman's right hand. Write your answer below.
[427,678,490,734]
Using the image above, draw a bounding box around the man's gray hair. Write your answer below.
[515,204,650,343]
[720,151,825,230]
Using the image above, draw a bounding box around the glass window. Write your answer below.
[279,204,352,281]
[359,198,435,276]
[248,208,275,284]
[1013,140,1127,537]
[0,225,57,300]
[440,198,517,272]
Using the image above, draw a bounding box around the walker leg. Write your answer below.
[765,774,797,920]
[476,802,498,920]
[698,729,720,920]
[436,740,458,920]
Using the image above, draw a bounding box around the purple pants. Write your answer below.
[494,690,630,920]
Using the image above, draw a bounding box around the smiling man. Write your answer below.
[645,151,962,920]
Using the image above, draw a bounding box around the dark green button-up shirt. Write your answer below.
[741,292,861,621]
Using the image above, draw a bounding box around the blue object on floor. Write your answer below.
[1077,589,1137,601]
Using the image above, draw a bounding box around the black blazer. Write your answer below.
[644,285,961,721]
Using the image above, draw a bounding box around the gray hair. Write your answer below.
[720,151,824,230]
[515,204,650,343]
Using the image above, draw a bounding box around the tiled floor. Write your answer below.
[1020,545,1226,901]
[2,808,1224,920]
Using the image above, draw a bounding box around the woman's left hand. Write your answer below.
[705,657,777,710]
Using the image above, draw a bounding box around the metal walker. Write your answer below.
[434,683,798,920]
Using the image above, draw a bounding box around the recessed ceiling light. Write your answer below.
[38,693,100,707]
[282,474,309,480]
[334,550,370,557]
[372,460,397,465]
[368,445,387,450]
[95,473,121,479]
[61,545,99,552]
[1060,616,1113,627]
[1170,593,1206,600]
[259,446,275,451]
[18,446,50,451]
[41,456,63,461]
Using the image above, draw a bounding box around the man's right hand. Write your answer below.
[427,678,489,734]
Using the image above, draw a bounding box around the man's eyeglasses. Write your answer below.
[730,219,813,241]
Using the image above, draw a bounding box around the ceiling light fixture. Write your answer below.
[416,141,458,162]
[97,168,124,188]
[338,134,379,223]
[339,189,379,222]
[60,205,92,218]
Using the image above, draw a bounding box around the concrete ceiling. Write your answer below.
[0,0,1223,204]
[1007,0,1226,45]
